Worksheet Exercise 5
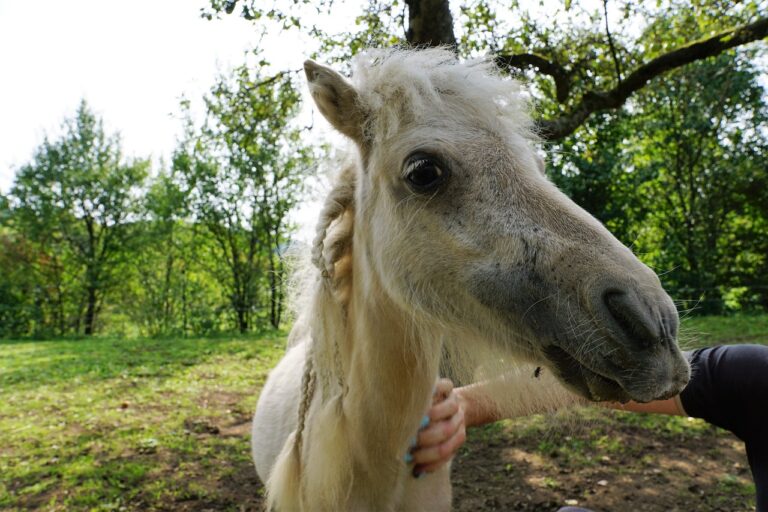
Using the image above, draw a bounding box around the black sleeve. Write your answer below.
[680,344,768,512]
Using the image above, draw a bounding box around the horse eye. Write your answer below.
[404,154,448,193]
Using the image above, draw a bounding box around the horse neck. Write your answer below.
[334,250,442,466]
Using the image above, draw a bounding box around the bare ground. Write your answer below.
[116,409,754,512]
[451,411,754,512]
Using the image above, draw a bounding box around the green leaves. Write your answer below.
[175,62,313,332]
[550,53,768,312]
[5,101,148,336]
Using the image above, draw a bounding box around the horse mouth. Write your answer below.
[543,345,632,403]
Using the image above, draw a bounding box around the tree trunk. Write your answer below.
[53,257,65,336]
[275,258,284,328]
[163,253,174,333]
[269,249,278,329]
[237,304,248,334]
[84,285,97,336]
[404,0,456,47]
[181,265,188,336]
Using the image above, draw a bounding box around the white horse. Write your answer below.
[251,48,690,511]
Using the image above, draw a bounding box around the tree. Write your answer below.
[549,52,768,312]
[206,0,767,140]
[118,168,190,336]
[176,66,311,332]
[0,226,40,336]
[8,101,148,335]
[628,53,768,312]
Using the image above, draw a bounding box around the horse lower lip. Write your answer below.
[543,345,628,401]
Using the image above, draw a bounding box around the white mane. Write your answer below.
[350,48,534,143]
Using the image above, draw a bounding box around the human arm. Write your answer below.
[412,378,687,474]
[603,396,686,416]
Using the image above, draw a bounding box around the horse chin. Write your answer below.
[542,345,632,403]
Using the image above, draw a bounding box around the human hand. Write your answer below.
[407,378,467,477]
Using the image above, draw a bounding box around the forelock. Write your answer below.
[349,48,534,142]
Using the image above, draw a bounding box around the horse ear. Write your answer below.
[304,60,365,143]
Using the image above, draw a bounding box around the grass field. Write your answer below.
[2,315,767,511]
[1,333,285,511]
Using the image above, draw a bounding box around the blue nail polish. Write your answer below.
[404,452,413,464]
[420,415,430,429]
[409,436,417,449]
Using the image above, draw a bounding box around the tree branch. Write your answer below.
[537,15,768,140]
[602,0,623,83]
[250,69,298,89]
[495,53,571,103]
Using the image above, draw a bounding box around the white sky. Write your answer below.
[0,0,357,196]
[1,1,764,203]
[0,0,366,240]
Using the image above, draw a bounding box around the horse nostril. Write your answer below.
[602,290,660,349]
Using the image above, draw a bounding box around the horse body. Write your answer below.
[252,341,304,481]
[253,336,453,512]
[252,48,691,511]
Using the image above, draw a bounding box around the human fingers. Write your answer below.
[425,392,460,427]
[432,378,453,403]
[417,409,459,448]
[412,417,467,475]
[412,407,466,466]
[403,380,456,466]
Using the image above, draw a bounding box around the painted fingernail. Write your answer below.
[404,452,413,464]
[409,436,417,449]
[420,415,430,429]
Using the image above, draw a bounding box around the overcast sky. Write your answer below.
[0,0,358,196]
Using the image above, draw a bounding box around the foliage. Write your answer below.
[199,2,768,311]
[628,53,768,312]
[549,52,768,312]
[1,65,311,337]
[3,101,148,336]
[208,0,768,138]
[0,227,43,336]
[175,64,312,332]
[116,170,227,337]
[2,1,767,337]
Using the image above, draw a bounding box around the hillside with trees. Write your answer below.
[1,0,766,336]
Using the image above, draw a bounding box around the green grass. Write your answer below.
[0,333,284,511]
[1,314,766,511]
[679,313,768,349]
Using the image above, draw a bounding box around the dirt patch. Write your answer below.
[219,420,251,438]
[148,457,266,512]
[197,390,247,409]
[158,412,754,512]
[451,413,754,512]
[183,417,222,435]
